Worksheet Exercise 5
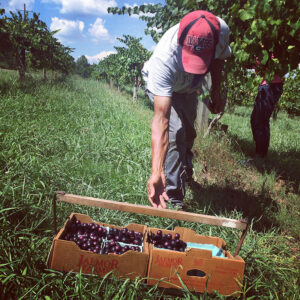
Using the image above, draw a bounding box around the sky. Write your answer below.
[2,0,164,64]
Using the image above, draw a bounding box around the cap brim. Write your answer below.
[178,46,213,74]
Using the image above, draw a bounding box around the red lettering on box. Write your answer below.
[154,254,183,268]
[79,255,119,275]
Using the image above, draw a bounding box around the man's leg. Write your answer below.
[182,93,198,181]
[164,93,198,207]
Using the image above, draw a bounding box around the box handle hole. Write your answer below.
[187,269,206,277]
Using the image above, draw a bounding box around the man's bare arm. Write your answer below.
[147,95,171,208]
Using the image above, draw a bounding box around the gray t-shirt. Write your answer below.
[142,17,231,97]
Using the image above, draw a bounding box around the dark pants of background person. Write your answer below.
[250,82,283,157]
[147,90,198,208]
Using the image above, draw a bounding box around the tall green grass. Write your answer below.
[0,69,299,299]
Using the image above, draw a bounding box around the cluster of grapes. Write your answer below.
[107,227,143,246]
[149,230,187,252]
[64,219,108,253]
[63,218,144,255]
[101,240,141,255]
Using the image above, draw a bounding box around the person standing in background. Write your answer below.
[251,55,284,157]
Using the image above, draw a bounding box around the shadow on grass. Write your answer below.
[186,180,279,233]
[229,133,300,192]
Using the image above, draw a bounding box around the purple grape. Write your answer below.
[162,234,167,240]
[78,230,84,236]
[81,243,88,250]
[174,233,180,240]
[164,241,169,248]
[166,234,172,240]
[137,232,143,239]
[81,223,88,229]
[121,227,128,235]
[107,234,113,240]
[133,238,142,245]
[115,235,120,242]
[94,224,100,229]
[121,236,127,243]
[75,220,81,225]
[115,244,121,252]
[157,230,162,236]
[170,240,176,247]
[97,237,102,243]
[109,241,115,247]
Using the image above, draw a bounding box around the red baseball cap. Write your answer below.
[177,10,220,74]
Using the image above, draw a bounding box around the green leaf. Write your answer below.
[261,50,269,65]
[239,9,253,21]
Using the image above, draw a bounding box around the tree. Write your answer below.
[98,53,120,89]
[75,55,92,78]
[0,8,16,69]
[114,35,151,100]
[1,7,74,80]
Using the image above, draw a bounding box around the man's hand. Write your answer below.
[147,172,169,208]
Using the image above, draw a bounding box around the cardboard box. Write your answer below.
[47,213,149,280]
[146,226,245,296]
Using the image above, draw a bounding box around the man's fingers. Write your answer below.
[162,192,169,201]
[147,184,158,207]
[148,197,158,208]
[159,195,167,208]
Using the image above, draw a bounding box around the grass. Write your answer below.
[0,68,299,299]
